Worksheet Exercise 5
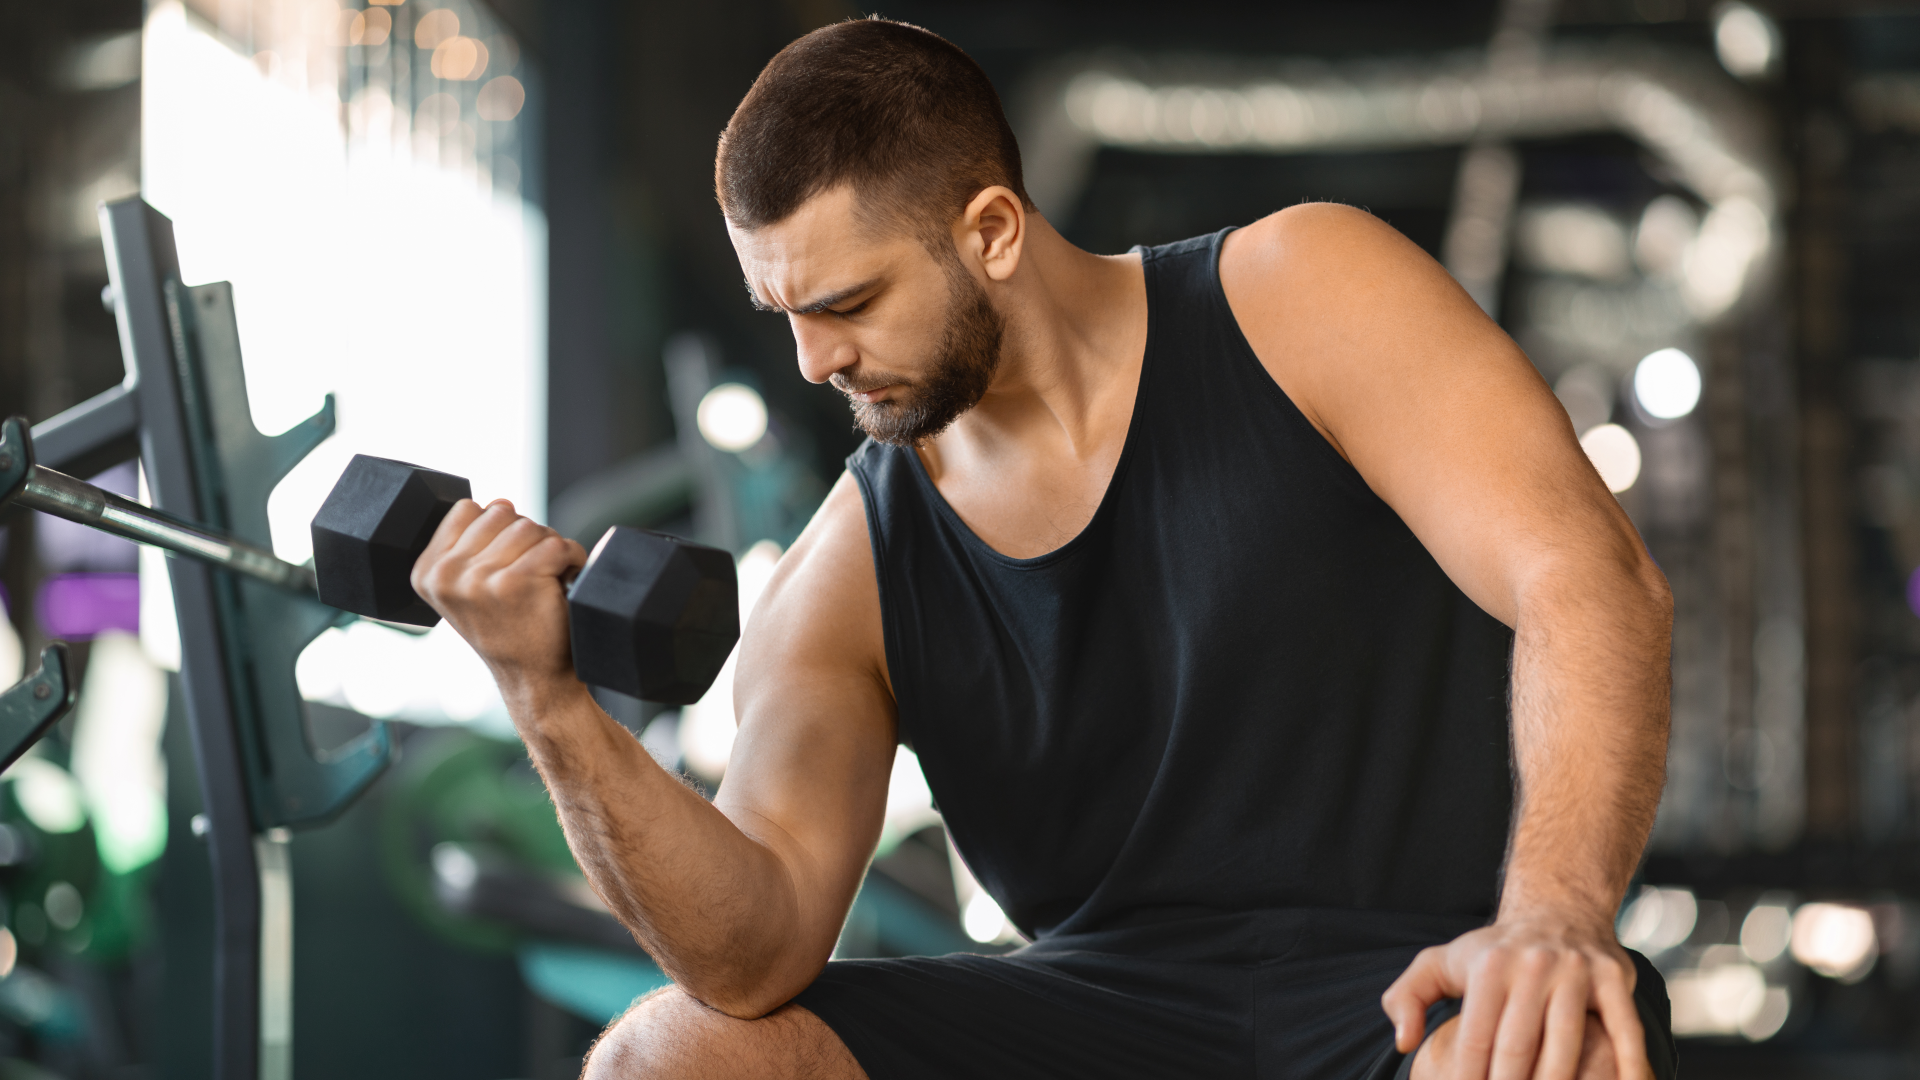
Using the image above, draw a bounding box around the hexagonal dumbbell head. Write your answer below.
[568,527,739,704]
[311,455,472,626]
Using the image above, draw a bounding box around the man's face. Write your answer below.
[729,185,1004,446]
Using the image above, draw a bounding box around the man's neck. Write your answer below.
[935,217,1148,464]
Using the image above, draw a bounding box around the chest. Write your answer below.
[920,447,1122,560]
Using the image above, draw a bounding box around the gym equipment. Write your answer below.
[4,417,742,707]
[34,196,733,1080]
[309,457,470,625]
[0,645,76,773]
[313,455,740,705]
[0,416,317,597]
[567,526,738,704]
[52,197,389,1080]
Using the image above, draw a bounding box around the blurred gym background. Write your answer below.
[0,0,1914,1076]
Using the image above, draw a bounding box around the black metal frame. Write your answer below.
[2,197,394,1080]
[98,199,266,1080]
[0,645,76,772]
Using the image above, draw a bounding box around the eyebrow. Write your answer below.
[746,278,880,315]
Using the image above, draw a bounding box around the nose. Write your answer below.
[790,316,856,385]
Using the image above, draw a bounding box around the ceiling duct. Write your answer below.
[1017,44,1787,321]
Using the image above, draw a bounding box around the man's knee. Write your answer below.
[584,987,703,1079]
[583,986,864,1080]
[1409,1013,1631,1080]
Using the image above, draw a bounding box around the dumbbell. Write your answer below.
[311,455,738,705]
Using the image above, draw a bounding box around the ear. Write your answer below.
[955,186,1027,283]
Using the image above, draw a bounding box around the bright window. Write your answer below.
[140,0,544,728]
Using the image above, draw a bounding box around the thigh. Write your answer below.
[584,986,868,1080]
[794,950,1253,1080]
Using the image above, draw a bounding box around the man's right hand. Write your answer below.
[409,497,589,700]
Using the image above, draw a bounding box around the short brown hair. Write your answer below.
[716,17,1031,245]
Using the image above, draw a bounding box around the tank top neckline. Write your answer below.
[903,243,1169,570]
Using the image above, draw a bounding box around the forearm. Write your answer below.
[1385,552,1669,1073]
[506,679,814,1015]
[1500,555,1672,927]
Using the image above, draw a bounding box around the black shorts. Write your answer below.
[793,909,1676,1080]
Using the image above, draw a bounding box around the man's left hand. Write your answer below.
[1381,916,1649,1080]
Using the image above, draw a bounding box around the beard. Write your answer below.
[833,257,1004,447]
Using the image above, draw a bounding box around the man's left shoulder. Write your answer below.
[1223,202,1445,302]
[1219,201,1537,467]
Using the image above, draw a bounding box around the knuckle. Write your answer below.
[1594,952,1635,986]
[1519,945,1556,972]
[1471,948,1511,980]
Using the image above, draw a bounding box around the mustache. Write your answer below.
[830,369,908,396]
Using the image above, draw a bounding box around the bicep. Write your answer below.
[717,472,897,936]
[1225,206,1647,627]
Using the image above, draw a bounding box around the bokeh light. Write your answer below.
[1634,347,1702,420]
[1791,902,1877,981]
[1580,423,1642,493]
[69,631,168,874]
[43,881,82,931]
[5,757,86,834]
[1618,885,1698,953]
[1634,195,1699,279]
[1714,2,1780,80]
[1741,900,1794,964]
[696,383,769,453]
[414,9,459,49]
[1669,951,1770,1037]
[0,608,20,686]
[431,36,487,81]
[1514,204,1631,281]
[476,76,526,122]
[348,8,390,47]
[1554,365,1614,435]
[963,891,1009,944]
[295,621,501,726]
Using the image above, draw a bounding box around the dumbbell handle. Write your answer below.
[1,448,319,598]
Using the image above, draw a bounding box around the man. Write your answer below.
[413,17,1676,1080]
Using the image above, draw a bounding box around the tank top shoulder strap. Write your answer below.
[1133,227,1234,332]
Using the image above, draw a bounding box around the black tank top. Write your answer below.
[848,229,1515,943]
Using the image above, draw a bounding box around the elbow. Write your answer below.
[1518,542,1672,637]
[673,953,827,1021]
[688,991,782,1022]
[680,978,811,1022]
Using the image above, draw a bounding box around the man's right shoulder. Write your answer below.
[735,470,890,694]
[786,469,874,582]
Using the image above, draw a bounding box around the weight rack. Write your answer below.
[0,197,395,1080]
